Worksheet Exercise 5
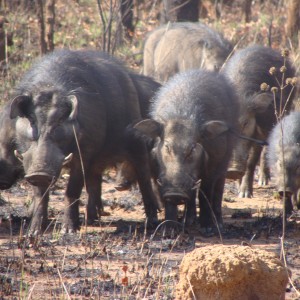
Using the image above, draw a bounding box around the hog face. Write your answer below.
[201,42,230,72]
[10,90,76,186]
[135,118,229,205]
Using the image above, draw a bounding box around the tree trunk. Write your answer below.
[35,0,47,55]
[243,0,252,23]
[120,0,134,40]
[46,0,55,51]
[286,0,300,48]
[161,0,200,24]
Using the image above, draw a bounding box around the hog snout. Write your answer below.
[163,191,190,205]
[0,180,13,190]
[278,189,293,198]
[227,161,246,180]
[227,168,244,180]
[23,150,73,187]
[25,172,55,186]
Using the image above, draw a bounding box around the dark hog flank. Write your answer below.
[223,45,296,198]
[143,22,233,83]
[10,49,159,233]
[0,103,24,190]
[133,70,239,232]
[268,111,300,214]
[115,74,161,192]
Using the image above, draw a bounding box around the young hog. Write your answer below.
[143,22,233,83]
[0,102,24,189]
[134,70,239,232]
[10,49,158,233]
[268,111,300,214]
[223,45,296,198]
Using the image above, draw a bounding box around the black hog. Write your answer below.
[115,74,161,191]
[10,49,159,233]
[0,103,24,189]
[133,70,239,231]
[223,45,296,198]
[268,111,300,214]
[143,22,233,83]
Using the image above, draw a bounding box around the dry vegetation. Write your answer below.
[0,0,300,299]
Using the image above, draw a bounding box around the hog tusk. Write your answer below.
[156,178,162,186]
[192,179,202,190]
[14,150,23,162]
[63,153,73,165]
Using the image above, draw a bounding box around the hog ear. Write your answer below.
[134,119,162,139]
[200,120,229,139]
[250,92,273,113]
[10,95,32,119]
[68,95,78,121]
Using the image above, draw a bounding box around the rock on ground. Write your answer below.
[176,244,290,300]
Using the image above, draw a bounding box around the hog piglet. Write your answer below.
[268,111,300,214]
[0,102,24,190]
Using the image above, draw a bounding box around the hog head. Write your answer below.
[273,145,300,213]
[135,118,230,222]
[200,40,231,72]
[227,92,274,180]
[10,91,76,187]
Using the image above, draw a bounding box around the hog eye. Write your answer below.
[242,120,249,130]
[164,144,171,154]
[185,144,196,159]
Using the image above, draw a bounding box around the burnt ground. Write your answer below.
[0,169,300,299]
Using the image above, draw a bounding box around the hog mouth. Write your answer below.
[163,192,190,205]
[0,180,13,190]
[115,180,133,191]
[25,172,56,187]
[226,169,245,180]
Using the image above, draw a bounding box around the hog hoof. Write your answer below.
[60,225,78,234]
[199,226,215,237]
[258,178,269,186]
[238,190,253,198]
[147,216,160,229]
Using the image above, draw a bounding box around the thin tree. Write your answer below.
[35,0,47,55]
[160,0,200,24]
[286,0,300,48]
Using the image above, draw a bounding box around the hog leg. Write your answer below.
[164,202,178,222]
[185,191,197,226]
[127,141,159,225]
[63,166,84,232]
[258,145,270,186]
[86,173,103,224]
[133,159,159,225]
[27,185,50,234]
[199,176,224,233]
[239,143,262,198]
[198,179,214,231]
[294,189,300,209]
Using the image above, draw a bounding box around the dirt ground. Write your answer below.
[0,169,300,299]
